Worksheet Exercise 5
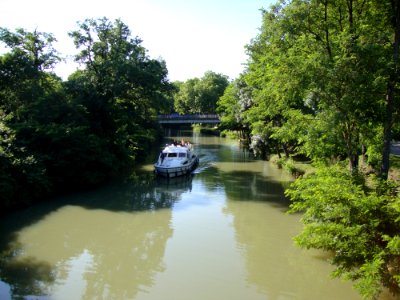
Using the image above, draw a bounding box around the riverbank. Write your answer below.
[272,148,400,183]
[192,124,220,136]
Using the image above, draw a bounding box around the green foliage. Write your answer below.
[299,110,347,163]
[217,83,239,129]
[217,1,400,299]
[363,125,384,168]
[174,78,200,114]
[229,0,393,172]
[173,71,229,114]
[0,27,60,72]
[217,78,252,132]
[244,2,400,297]
[68,17,172,168]
[287,165,400,299]
[0,19,172,213]
[281,158,305,178]
[0,117,50,209]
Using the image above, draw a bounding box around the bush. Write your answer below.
[274,157,305,177]
[287,164,400,299]
[282,158,305,178]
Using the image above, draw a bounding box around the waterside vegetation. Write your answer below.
[0,18,173,213]
[2,0,400,298]
[216,1,400,298]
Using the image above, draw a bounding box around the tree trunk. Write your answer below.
[282,143,290,159]
[275,144,282,159]
[380,90,394,180]
[349,153,359,173]
[361,144,367,165]
[380,0,400,180]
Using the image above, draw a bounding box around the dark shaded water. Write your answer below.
[0,130,369,299]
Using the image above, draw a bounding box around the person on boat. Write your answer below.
[160,152,166,163]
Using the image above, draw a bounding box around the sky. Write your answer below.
[0,0,274,81]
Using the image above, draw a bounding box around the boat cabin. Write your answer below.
[159,145,192,161]
[155,143,199,177]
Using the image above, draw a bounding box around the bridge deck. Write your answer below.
[157,114,220,124]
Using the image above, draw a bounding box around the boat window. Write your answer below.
[167,153,177,157]
[178,153,186,158]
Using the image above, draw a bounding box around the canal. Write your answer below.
[0,130,375,299]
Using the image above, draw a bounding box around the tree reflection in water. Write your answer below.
[0,174,194,299]
[0,132,368,300]
[0,245,55,298]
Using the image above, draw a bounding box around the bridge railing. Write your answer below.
[157,114,220,124]
[157,114,219,120]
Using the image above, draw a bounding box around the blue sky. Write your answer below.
[1,0,274,81]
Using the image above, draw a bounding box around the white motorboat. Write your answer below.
[154,142,199,178]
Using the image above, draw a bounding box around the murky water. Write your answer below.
[0,130,388,299]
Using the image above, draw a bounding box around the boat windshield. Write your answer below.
[167,153,177,157]
[178,153,186,158]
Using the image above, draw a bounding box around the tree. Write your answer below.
[380,0,400,180]
[217,81,241,130]
[0,27,60,73]
[0,19,173,212]
[68,18,172,169]
[243,0,389,172]
[174,78,200,114]
[250,2,400,298]
[195,71,229,113]
[0,27,60,114]
[173,71,228,114]
[0,27,63,209]
[287,165,400,299]
[217,77,253,145]
[243,3,313,158]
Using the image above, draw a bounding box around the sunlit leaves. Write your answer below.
[287,165,400,298]
[234,0,392,172]
[0,27,60,72]
[0,19,172,212]
[68,17,172,165]
[173,71,229,114]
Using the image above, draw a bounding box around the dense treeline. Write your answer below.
[219,0,400,175]
[0,18,173,213]
[217,0,400,298]
[173,71,229,114]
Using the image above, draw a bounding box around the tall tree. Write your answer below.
[217,77,253,141]
[68,18,172,167]
[0,27,59,73]
[243,0,389,171]
[0,27,64,209]
[380,0,400,179]
[174,78,200,114]
[173,71,228,114]
[195,71,229,113]
[243,3,314,158]
[0,27,60,114]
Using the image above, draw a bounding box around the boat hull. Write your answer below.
[155,156,199,178]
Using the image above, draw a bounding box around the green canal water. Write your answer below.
[0,130,390,299]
